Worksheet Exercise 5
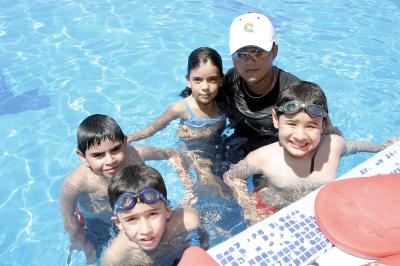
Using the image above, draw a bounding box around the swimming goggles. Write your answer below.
[276,101,328,118]
[232,47,268,61]
[113,187,168,215]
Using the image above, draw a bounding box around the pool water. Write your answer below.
[0,1,399,265]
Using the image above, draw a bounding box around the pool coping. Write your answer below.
[207,141,400,266]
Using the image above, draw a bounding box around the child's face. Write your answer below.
[186,61,222,105]
[114,201,172,251]
[273,110,325,158]
[77,138,127,178]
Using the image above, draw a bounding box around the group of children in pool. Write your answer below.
[59,14,399,266]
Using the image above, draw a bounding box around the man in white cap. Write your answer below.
[222,12,300,167]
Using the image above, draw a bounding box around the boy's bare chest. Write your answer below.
[85,175,109,201]
[262,159,328,190]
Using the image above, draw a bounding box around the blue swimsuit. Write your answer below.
[179,99,226,128]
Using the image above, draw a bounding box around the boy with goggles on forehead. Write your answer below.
[223,81,398,224]
[60,114,192,264]
[102,164,206,266]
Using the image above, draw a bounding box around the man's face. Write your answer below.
[114,201,172,251]
[232,45,276,86]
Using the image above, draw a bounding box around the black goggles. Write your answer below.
[232,47,268,60]
[276,101,327,118]
[113,187,168,215]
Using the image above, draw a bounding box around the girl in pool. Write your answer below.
[128,47,227,203]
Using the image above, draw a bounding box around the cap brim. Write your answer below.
[230,40,273,55]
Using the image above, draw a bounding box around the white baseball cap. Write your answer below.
[229,12,275,55]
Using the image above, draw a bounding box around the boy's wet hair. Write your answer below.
[77,114,125,154]
[180,47,224,102]
[276,81,328,115]
[108,164,168,207]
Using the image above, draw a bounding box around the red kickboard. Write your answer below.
[362,253,400,265]
[315,173,400,259]
[178,246,219,266]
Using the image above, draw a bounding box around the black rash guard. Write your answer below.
[223,66,300,139]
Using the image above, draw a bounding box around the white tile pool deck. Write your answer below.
[207,141,400,266]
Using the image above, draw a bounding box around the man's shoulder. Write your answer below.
[223,68,243,99]
[277,67,301,90]
[226,67,236,75]
[224,67,240,82]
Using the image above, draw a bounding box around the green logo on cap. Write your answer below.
[244,23,254,32]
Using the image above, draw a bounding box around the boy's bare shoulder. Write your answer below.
[247,142,280,163]
[325,133,346,154]
[182,207,200,230]
[102,233,145,266]
[125,145,146,164]
[168,207,200,232]
[64,163,91,189]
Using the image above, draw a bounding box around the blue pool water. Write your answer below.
[1,1,399,265]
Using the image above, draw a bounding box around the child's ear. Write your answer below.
[112,215,124,231]
[76,149,89,165]
[272,109,279,129]
[166,206,172,220]
[272,44,278,61]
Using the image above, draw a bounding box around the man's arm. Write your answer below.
[223,159,263,223]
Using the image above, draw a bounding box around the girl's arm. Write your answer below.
[127,103,182,143]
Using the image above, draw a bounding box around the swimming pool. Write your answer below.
[0,0,399,265]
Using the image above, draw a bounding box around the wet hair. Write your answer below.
[77,114,125,154]
[108,164,168,207]
[179,47,224,99]
[275,81,329,116]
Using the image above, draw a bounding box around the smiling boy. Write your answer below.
[102,164,204,266]
[223,81,398,223]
